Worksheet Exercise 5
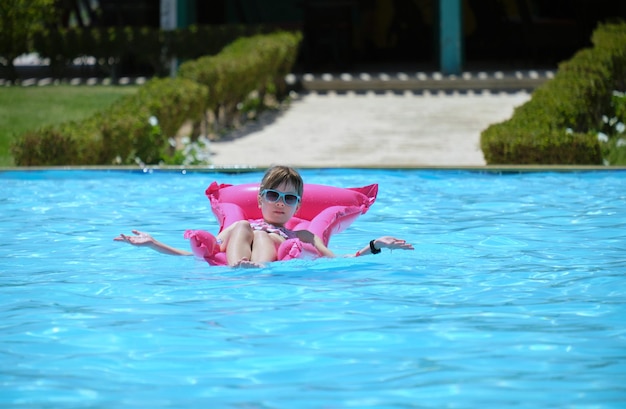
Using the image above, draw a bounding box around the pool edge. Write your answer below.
[1,165,626,173]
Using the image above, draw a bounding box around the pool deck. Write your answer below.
[208,71,536,168]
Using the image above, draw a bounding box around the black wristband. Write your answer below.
[369,240,381,254]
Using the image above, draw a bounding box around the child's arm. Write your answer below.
[312,234,335,258]
[114,230,192,256]
[295,230,336,258]
[354,236,414,257]
[295,232,413,258]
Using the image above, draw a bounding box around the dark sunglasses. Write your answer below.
[260,189,301,206]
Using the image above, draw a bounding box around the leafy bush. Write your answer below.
[12,77,208,165]
[12,116,106,166]
[12,30,301,166]
[481,21,626,165]
[135,77,208,138]
[220,31,302,100]
[178,31,301,129]
[597,91,626,165]
[0,0,56,82]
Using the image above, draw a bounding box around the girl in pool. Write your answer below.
[115,165,413,268]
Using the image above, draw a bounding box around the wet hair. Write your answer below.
[259,165,304,196]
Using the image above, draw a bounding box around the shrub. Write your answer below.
[11,116,104,166]
[12,77,208,166]
[178,30,302,129]
[480,21,626,165]
[135,77,208,138]
[12,125,78,166]
[12,30,300,166]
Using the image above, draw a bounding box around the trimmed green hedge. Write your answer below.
[12,30,302,166]
[12,77,208,165]
[178,31,302,127]
[480,21,626,165]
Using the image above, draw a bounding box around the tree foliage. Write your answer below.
[0,0,56,81]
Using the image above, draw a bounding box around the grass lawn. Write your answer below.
[0,85,139,167]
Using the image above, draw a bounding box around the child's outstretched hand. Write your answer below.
[375,236,414,251]
[114,230,155,246]
[114,230,191,256]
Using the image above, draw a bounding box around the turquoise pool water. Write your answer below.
[1,169,625,408]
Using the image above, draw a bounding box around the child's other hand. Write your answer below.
[375,236,414,251]
[114,230,155,246]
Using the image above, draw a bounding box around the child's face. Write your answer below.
[258,181,300,227]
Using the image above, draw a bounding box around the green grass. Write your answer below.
[0,85,139,167]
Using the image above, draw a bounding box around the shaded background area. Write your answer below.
[17,0,626,76]
[217,0,624,71]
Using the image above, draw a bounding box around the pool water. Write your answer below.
[1,169,625,408]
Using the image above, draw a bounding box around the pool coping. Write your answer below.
[2,165,626,173]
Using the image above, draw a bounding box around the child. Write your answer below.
[115,165,413,267]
